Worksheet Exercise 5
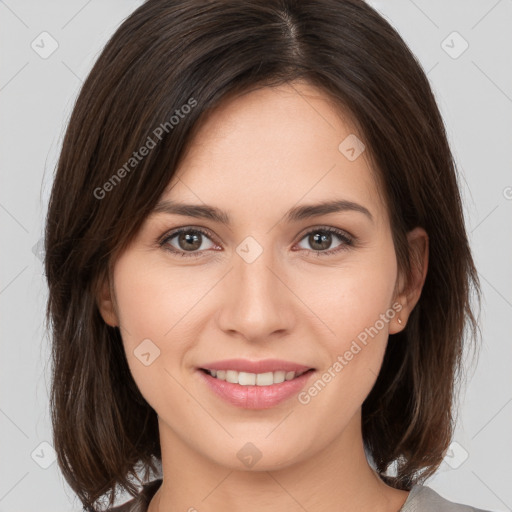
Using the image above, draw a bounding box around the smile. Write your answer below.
[196,358,316,409]
[202,368,311,386]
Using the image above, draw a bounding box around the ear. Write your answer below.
[96,273,119,327]
[389,227,429,334]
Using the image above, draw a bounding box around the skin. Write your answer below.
[98,80,428,512]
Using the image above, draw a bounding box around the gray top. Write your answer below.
[399,484,491,512]
[111,479,492,511]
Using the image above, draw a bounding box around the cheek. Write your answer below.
[113,251,207,347]
[301,239,398,345]
[111,254,185,400]
[298,241,397,403]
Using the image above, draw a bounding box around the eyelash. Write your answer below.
[158,226,355,259]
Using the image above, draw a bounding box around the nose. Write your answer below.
[215,246,296,343]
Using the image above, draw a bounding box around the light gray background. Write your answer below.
[1,1,511,511]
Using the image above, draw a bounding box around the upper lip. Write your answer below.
[199,359,314,374]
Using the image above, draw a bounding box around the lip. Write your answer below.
[199,358,313,374]
[196,359,315,410]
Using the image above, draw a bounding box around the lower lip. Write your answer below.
[198,369,315,409]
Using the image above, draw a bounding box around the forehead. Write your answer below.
[161,82,388,228]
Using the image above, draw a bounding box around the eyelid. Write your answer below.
[295,224,354,243]
[293,225,354,255]
[158,226,220,257]
[158,225,218,246]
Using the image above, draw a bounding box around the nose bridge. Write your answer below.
[217,238,293,340]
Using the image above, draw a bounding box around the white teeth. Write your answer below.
[226,370,238,384]
[255,372,273,386]
[273,370,286,384]
[239,372,256,385]
[206,369,309,386]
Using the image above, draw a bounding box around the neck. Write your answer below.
[148,411,409,512]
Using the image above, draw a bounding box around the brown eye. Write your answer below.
[308,231,333,251]
[296,227,353,256]
[176,231,203,251]
[161,228,216,257]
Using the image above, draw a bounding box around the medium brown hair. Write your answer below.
[44,0,481,509]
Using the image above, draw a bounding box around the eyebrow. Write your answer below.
[150,199,374,225]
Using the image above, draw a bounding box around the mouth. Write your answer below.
[199,368,314,386]
[196,360,316,409]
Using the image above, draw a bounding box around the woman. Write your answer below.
[44,1,487,511]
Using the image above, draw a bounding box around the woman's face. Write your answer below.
[99,81,424,471]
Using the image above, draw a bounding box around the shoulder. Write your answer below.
[109,479,162,512]
[401,485,492,512]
